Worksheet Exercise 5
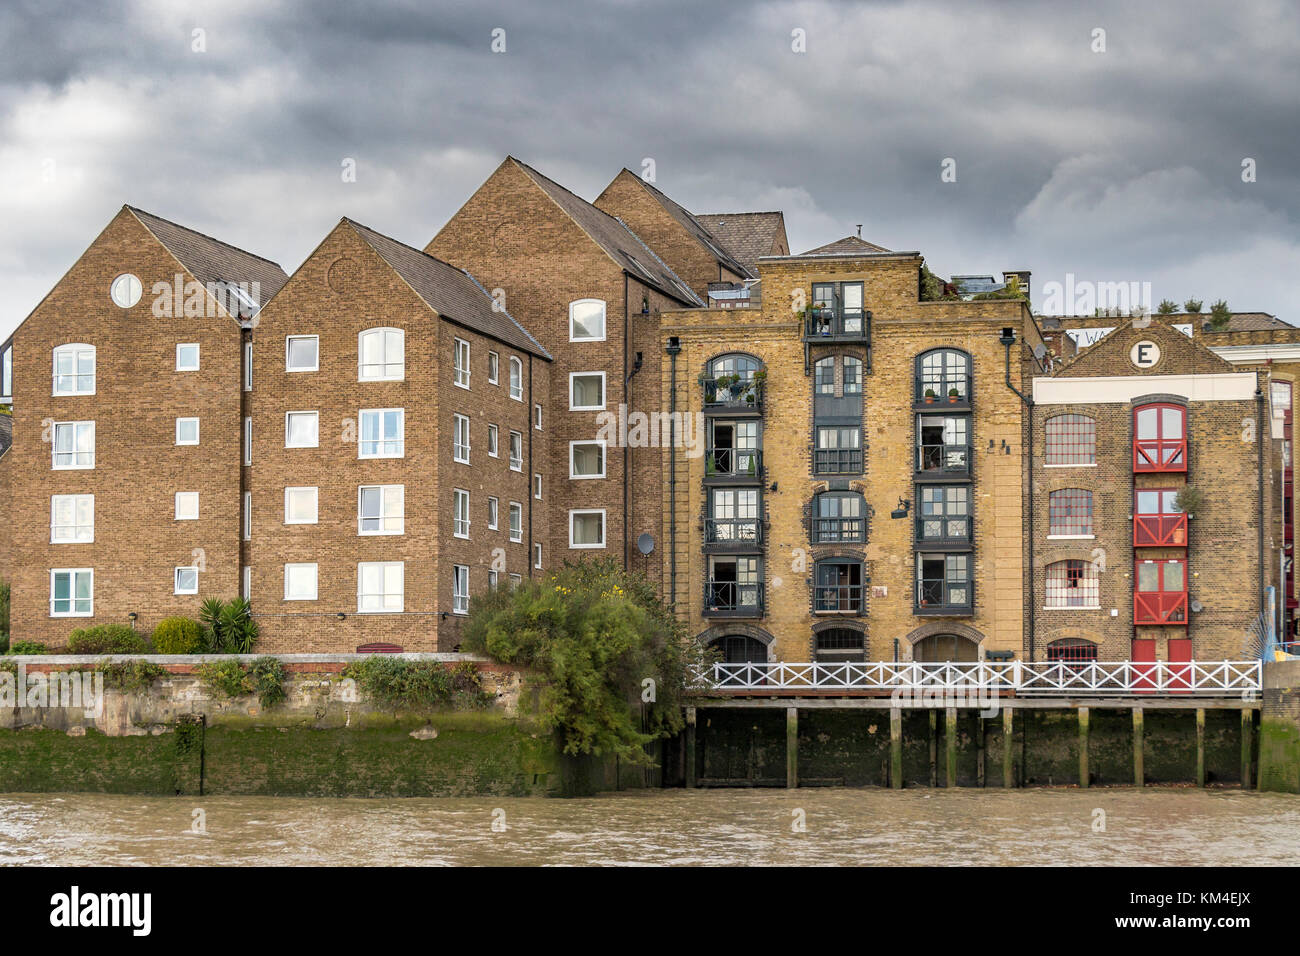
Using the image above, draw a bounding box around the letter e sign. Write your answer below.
[1130,340,1160,369]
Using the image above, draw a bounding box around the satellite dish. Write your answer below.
[1033,344,1048,360]
[636,533,655,555]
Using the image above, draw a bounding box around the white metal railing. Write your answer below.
[690,660,1261,698]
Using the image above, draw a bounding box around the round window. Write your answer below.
[110,273,142,309]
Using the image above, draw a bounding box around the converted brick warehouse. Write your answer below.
[1,157,1297,662]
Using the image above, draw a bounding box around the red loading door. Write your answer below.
[1132,638,1157,692]
[1167,637,1192,692]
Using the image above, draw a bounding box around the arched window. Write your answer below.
[710,634,767,664]
[1045,414,1096,465]
[914,633,979,662]
[1048,488,1093,536]
[359,328,404,381]
[916,348,970,403]
[1045,559,1099,608]
[53,344,95,396]
[812,491,866,543]
[709,353,762,380]
[509,356,523,400]
[1046,639,1098,663]
[706,353,764,407]
[569,299,606,342]
[1134,403,1186,472]
[816,627,864,654]
[814,356,835,395]
[843,356,862,395]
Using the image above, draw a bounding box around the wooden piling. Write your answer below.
[786,707,798,789]
[890,708,903,790]
[1078,706,1089,789]
[1133,707,1144,787]
[945,707,958,787]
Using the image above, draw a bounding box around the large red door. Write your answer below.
[1132,638,1157,692]
[1167,637,1193,692]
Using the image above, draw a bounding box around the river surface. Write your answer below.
[1,789,1297,866]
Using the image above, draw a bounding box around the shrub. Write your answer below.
[152,617,205,654]
[67,623,149,654]
[1156,299,1178,314]
[199,598,259,654]
[96,659,166,691]
[1183,298,1204,313]
[196,658,250,698]
[7,640,47,656]
[247,656,287,709]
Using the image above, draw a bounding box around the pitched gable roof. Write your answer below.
[126,206,289,307]
[508,159,703,307]
[695,212,787,273]
[608,171,754,279]
[345,219,551,360]
[1053,318,1238,377]
[800,235,892,256]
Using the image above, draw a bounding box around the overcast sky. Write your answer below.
[2,0,1297,341]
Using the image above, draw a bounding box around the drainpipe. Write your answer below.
[1259,385,1267,617]
[666,337,682,605]
[1001,327,1035,660]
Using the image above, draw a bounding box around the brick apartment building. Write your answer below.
[0,160,1296,661]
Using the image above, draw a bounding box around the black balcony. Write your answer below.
[915,514,972,546]
[811,516,867,544]
[702,376,764,413]
[813,583,866,615]
[704,580,764,618]
[813,447,863,475]
[803,307,871,342]
[916,442,971,478]
[705,447,762,481]
[915,576,974,616]
[915,373,973,409]
[704,518,762,549]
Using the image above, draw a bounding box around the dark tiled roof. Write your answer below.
[1196,312,1294,332]
[0,412,11,455]
[696,212,786,272]
[621,173,754,279]
[510,159,703,307]
[799,235,892,256]
[126,207,289,308]
[345,219,551,361]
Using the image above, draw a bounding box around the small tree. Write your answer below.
[1209,299,1231,331]
[1183,298,1204,313]
[199,598,259,654]
[1156,299,1178,314]
[462,559,692,764]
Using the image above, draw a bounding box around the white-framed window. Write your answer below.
[243,342,252,391]
[509,501,523,542]
[174,492,199,521]
[50,495,93,543]
[569,298,606,342]
[570,372,606,411]
[243,492,251,541]
[488,350,499,384]
[509,573,522,589]
[487,424,499,457]
[509,356,523,401]
[285,486,319,525]
[453,488,470,538]
[569,509,607,549]
[243,416,251,465]
[489,569,499,589]
[534,473,542,500]
[358,485,404,535]
[570,440,606,479]
[453,413,470,463]
[534,403,543,430]
[176,417,200,446]
[52,344,96,396]
[174,566,199,595]
[534,542,543,569]
[284,563,318,601]
[509,430,523,471]
[359,327,405,381]
[359,408,404,458]
[453,337,470,389]
[453,565,470,615]
[487,496,499,530]
[242,565,251,600]
[286,335,319,372]
[50,568,93,616]
[52,421,94,469]
[358,561,404,613]
[110,273,142,309]
[285,411,319,448]
[176,343,200,372]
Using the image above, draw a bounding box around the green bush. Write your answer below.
[343,657,489,710]
[67,623,149,654]
[6,640,47,656]
[199,598,259,653]
[152,617,205,654]
[195,658,251,698]
[95,659,166,691]
[247,656,287,709]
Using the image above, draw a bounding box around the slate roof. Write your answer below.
[799,235,892,256]
[696,212,786,272]
[126,206,289,308]
[345,219,551,360]
[509,159,703,307]
[617,173,754,279]
[1195,312,1295,332]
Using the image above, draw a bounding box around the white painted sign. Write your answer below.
[1130,340,1161,368]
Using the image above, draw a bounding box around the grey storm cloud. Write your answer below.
[1,0,1298,341]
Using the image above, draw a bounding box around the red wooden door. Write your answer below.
[1167,637,1193,692]
[1132,638,1157,692]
